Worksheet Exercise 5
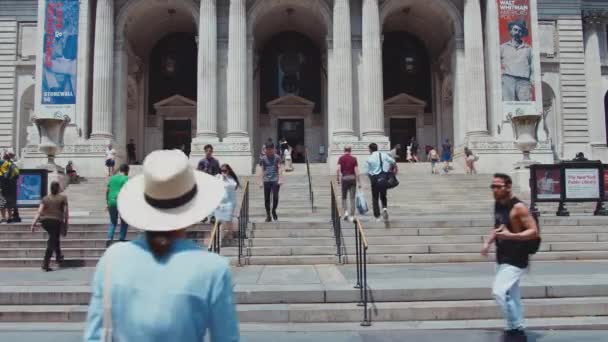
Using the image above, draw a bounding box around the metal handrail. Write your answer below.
[330,181,344,261]
[354,218,371,326]
[207,221,221,254]
[237,181,250,266]
[305,148,315,212]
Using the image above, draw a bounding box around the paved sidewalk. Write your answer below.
[0,329,606,342]
[3,261,608,289]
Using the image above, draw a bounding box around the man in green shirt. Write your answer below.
[106,164,130,247]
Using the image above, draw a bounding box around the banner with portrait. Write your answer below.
[40,0,79,120]
[498,0,536,117]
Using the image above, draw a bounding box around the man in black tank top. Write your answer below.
[481,173,539,341]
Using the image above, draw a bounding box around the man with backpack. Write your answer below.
[0,153,20,223]
[481,173,540,342]
[366,143,397,222]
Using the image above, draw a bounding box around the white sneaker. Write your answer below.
[382,208,389,221]
[375,217,383,222]
[349,216,355,223]
[343,211,349,221]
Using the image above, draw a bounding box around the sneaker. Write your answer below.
[375,217,383,222]
[343,211,349,221]
[382,208,389,221]
[272,210,278,221]
[265,215,272,222]
[349,216,355,223]
[6,218,12,224]
[503,329,527,342]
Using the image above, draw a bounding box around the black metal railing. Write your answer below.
[305,148,315,212]
[330,181,344,261]
[207,221,221,254]
[354,218,371,326]
[237,181,250,266]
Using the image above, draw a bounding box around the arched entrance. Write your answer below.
[116,0,199,161]
[381,0,462,159]
[250,0,330,162]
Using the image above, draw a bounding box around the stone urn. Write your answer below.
[511,114,541,168]
[31,115,71,172]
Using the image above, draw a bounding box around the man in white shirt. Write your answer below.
[105,144,116,177]
[366,143,397,221]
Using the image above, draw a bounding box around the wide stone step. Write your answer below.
[2,297,607,323]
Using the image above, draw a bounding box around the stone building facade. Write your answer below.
[1,0,608,176]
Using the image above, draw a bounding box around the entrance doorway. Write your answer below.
[164,120,192,156]
[278,119,305,163]
[390,118,416,161]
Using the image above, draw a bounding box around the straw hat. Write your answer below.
[117,150,225,231]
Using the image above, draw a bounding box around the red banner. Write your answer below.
[498,0,536,116]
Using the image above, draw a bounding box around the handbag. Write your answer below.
[376,153,399,189]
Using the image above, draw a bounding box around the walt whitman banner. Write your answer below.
[498,0,535,117]
[40,0,79,120]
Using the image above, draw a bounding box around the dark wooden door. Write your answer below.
[277,119,305,163]
[389,118,416,162]
[164,119,192,156]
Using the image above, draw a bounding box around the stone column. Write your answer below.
[584,18,607,148]
[75,0,90,138]
[225,0,248,140]
[361,0,385,138]
[452,38,466,147]
[463,0,488,136]
[196,0,218,140]
[331,0,355,138]
[90,0,114,139]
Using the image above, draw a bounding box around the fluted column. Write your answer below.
[226,0,248,139]
[196,0,218,140]
[90,0,114,139]
[584,19,606,146]
[361,0,385,138]
[331,0,354,138]
[464,0,488,136]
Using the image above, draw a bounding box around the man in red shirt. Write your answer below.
[337,146,361,222]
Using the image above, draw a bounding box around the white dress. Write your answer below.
[214,175,238,222]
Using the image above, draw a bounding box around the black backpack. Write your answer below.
[527,212,541,255]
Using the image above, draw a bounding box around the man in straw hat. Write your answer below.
[84,150,240,341]
[500,19,533,102]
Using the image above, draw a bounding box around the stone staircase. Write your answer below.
[1,163,608,328]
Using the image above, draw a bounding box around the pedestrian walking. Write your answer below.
[198,144,221,223]
[30,181,68,272]
[409,137,419,162]
[337,146,361,222]
[106,164,130,247]
[441,139,452,173]
[105,144,116,176]
[84,149,239,342]
[366,143,397,222]
[214,164,240,240]
[428,147,440,174]
[0,153,19,223]
[257,143,283,222]
[464,147,478,175]
[481,173,540,342]
[127,139,137,164]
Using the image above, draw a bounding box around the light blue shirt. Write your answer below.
[84,237,239,342]
[366,151,395,176]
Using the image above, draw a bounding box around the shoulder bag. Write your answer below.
[376,153,399,190]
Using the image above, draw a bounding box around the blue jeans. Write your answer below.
[108,206,128,241]
[492,264,526,330]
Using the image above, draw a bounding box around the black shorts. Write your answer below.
[105,159,115,168]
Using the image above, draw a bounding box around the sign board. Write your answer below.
[16,169,48,208]
[563,166,601,201]
[40,0,79,120]
[531,164,561,201]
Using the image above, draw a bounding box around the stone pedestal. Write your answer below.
[31,116,71,190]
[512,168,532,200]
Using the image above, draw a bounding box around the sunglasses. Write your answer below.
[490,184,506,189]
[221,169,228,173]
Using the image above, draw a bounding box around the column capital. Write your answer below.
[583,10,608,26]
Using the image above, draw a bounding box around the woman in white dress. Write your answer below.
[214,164,240,240]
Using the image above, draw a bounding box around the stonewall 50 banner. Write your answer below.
[498,0,535,117]
[40,0,79,120]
